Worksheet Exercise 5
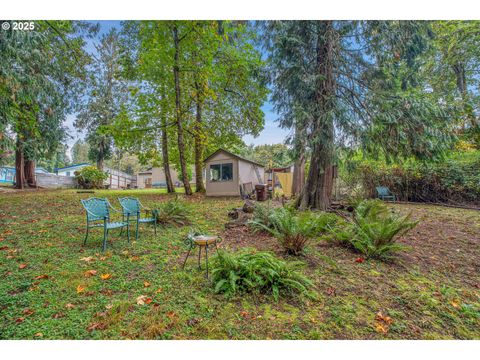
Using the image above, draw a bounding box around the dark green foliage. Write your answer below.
[341,151,480,204]
[210,250,314,301]
[155,198,191,226]
[74,166,108,189]
[250,207,339,255]
[331,199,418,260]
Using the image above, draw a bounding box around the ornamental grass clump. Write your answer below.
[155,198,192,226]
[210,250,314,301]
[331,199,418,260]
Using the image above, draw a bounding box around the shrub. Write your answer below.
[330,199,418,260]
[75,166,108,189]
[211,250,314,301]
[155,198,191,226]
[340,151,480,204]
[250,207,336,255]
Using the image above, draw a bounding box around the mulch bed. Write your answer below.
[219,204,480,290]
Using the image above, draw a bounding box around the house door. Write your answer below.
[145,177,152,188]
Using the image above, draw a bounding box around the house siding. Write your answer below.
[205,151,240,196]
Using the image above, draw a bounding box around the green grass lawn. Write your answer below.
[0,189,479,339]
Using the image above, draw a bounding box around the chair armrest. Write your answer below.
[106,199,121,213]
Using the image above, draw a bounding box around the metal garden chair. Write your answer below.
[376,186,397,201]
[80,197,130,252]
[118,197,157,241]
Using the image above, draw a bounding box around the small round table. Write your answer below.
[182,235,220,278]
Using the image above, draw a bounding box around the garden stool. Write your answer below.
[182,234,220,279]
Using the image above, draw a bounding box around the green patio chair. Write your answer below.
[376,186,397,201]
[118,197,157,241]
[80,197,130,252]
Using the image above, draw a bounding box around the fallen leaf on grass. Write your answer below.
[76,285,86,294]
[105,304,113,310]
[51,312,65,319]
[19,264,27,269]
[23,308,34,316]
[166,311,176,320]
[355,257,365,263]
[450,300,460,308]
[80,256,94,262]
[375,311,393,325]
[144,281,151,288]
[84,269,97,277]
[136,295,147,305]
[326,287,336,296]
[65,303,76,309]
[15,317,25,323]
[34,332,43,338]
[155,288,163,294]
[100,273,111,280]
[34,274,49,280]
[87,322,107,332]
[0,246,9,251]
[375,323,388,334]
[38,230,48,233]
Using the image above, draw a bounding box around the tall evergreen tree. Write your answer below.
[0,21,91,188]
[75,28,128,171]
[263,21,454,210]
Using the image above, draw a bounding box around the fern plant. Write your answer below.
[331,199,418,260]
[210,250,314,301]
[155,198,192,226]
[249,208,337,255]
[248,201,278,232]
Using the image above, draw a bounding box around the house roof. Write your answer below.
[55,163,90,172]
[203,148,265,168]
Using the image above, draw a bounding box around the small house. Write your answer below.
[136,165,197,189]
[204,148,265,197]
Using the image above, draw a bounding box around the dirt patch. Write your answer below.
[394,205,480,288]
[220,225,281,254]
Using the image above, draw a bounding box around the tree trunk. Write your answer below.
[161,118,175,193]
[24,160,36,187]
[14,138,25,189]
[292,153,305,197]
[96,139,104,171]
[194,82,206,193]
[297,21,336,210]
[292,123,306,197]
[452,61,478,130]
[172,25,193,196]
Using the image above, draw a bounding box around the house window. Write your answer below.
[210,163,233,182]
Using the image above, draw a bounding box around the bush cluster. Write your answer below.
[74,166,108,189]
